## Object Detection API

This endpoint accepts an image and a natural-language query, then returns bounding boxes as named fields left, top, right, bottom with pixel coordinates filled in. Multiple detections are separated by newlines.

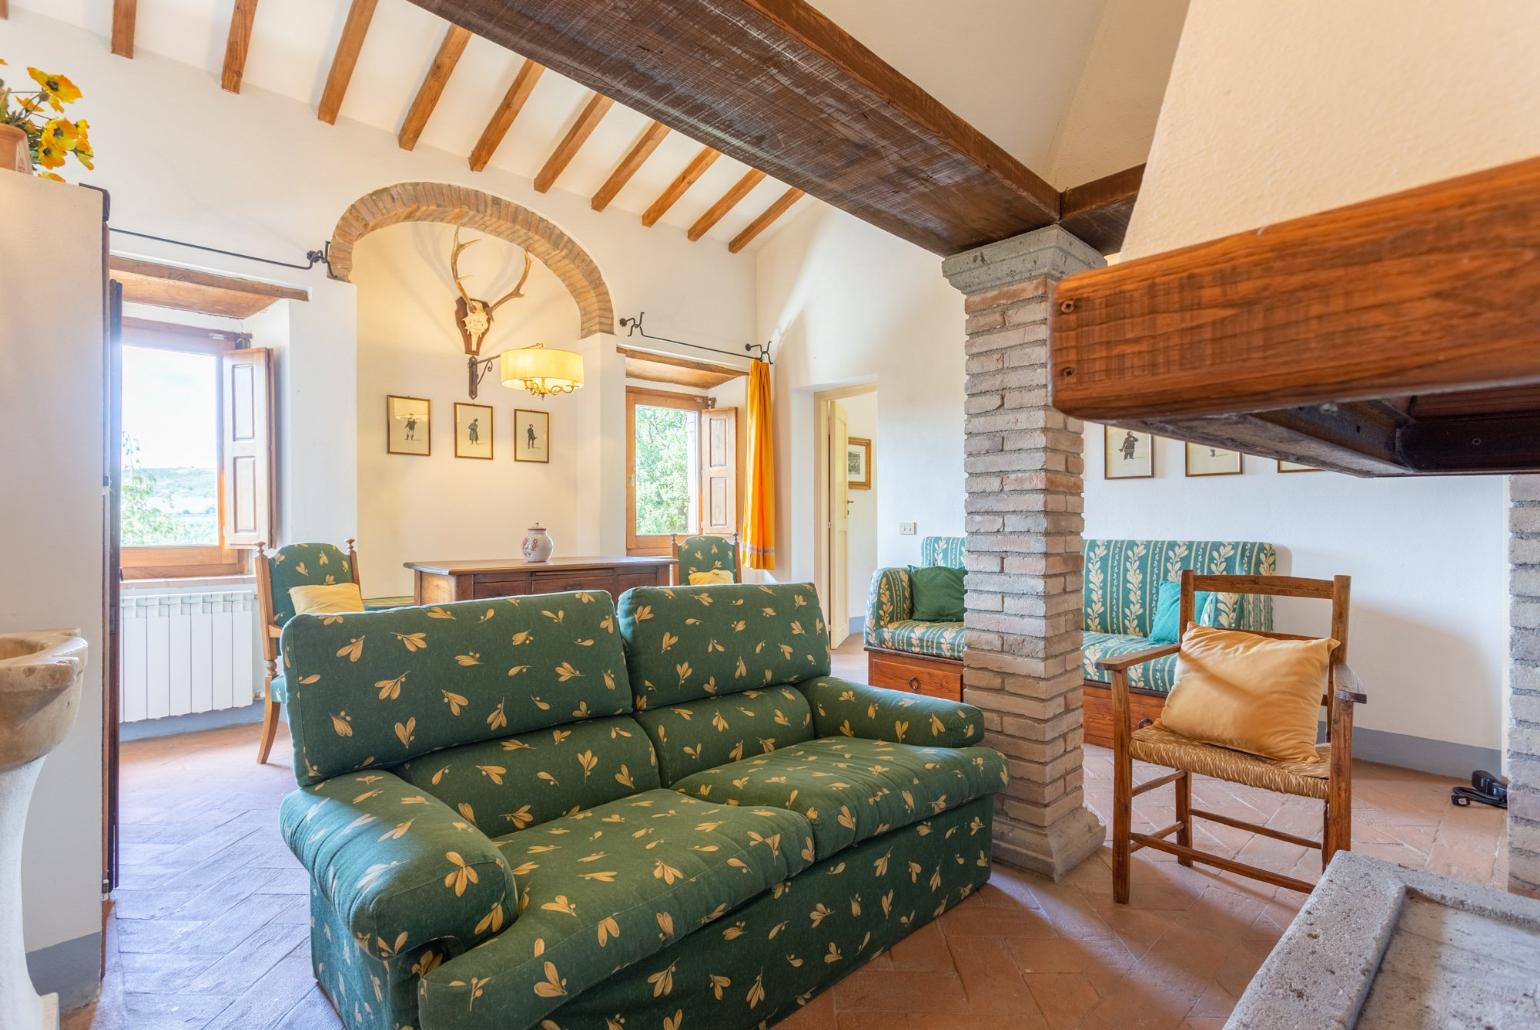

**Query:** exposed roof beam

left=592, top=120, right=670, bottom=212
left=728, top=187, right=803, bottom=253
left=533, top=91, right=614, bottom=193
left=1058, top=165, right=1144, bottom=255
left=0, top=1, right=9, bottom=18
left=404, top=0, right=1060, bottom=255
left=642, top=147, right=718, bottom=227
left=688, top=169, right=766, bottom=241
left=111, top=0, right=137, bottom=58
left=318, top=0, right=379, bottom=124
left=399, top=25, right=471, bottom=150
left=468, top=58, right=544, bottom=172
left=221, top=0, right=261, bottom=93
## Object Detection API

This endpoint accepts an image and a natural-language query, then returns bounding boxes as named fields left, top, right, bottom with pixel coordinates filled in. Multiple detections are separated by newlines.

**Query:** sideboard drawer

left=866, top=649, right=963, bottom=702
left=472, top=574, right=532, bottom=598
left=529, top=570, right=620, bottom=594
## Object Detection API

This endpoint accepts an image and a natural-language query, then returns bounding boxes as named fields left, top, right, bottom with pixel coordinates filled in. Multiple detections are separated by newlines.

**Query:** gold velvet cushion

left=289, top=582, right=365, bottom=615
left=687, top=569, right=735, bottom=585
left=1154, top=625, right=1336, bottom=763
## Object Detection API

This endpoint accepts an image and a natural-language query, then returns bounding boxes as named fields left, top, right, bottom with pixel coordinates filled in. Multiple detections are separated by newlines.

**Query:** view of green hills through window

left=120, top=344, right=221, bottom=547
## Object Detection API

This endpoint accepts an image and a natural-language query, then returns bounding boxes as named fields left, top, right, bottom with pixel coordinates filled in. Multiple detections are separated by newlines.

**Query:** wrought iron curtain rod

left=619, top=312, right=771, bottom=364
left=108, top=227, right=332, bottom=274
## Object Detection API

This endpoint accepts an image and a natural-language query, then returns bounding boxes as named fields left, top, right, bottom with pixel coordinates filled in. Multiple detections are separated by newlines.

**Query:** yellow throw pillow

left=289, top=583, right=365, bottom=615
left=687, top=569, right=735, bottom=585
left=1155, top=625, right=1337, bottom=763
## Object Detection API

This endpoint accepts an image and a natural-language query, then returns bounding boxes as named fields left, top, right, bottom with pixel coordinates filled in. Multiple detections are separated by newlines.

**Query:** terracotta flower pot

left=0, top=124, right=32, bottom=175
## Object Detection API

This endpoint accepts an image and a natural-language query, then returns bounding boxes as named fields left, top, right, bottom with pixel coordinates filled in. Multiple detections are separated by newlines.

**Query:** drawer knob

left=908, top=677, right=921, bottom=691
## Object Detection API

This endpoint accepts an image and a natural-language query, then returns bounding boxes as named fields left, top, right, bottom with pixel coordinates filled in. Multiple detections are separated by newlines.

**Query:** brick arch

left=328, top=182, right=615, bottom=337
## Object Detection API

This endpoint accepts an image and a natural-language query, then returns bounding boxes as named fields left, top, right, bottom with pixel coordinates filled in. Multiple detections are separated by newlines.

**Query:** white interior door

left=829, top=404, right=850, bottom=647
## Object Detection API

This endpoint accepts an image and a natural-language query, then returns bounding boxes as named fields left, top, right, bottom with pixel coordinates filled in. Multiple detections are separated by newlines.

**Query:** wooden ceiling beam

left=1058, top=164, right=1143, bottom=255
left=643, top=147, right=718, bottom=227
left=592, top=120, right=670, bottom=211
left=0, top=1, right=9, bottom=18
left=221, top=0, right=261, bottom=93
left=318, top=0, right=379, bottom=124
left=403, top=0, right=1061, bottom=255
left=111, top=0, right=138, bottom=58
left=399, top=24, right=471, bottom=149
left=468, top=58, right=544, bottom=172
left=534, top=91, right=614, bottom=193
left=729, top=187, right=804, bottom=253
left=689, top=169, right=767, bottom=241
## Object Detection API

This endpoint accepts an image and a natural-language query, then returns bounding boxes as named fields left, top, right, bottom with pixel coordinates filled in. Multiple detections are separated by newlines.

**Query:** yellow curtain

left=740, top=360, right=776, bottom=570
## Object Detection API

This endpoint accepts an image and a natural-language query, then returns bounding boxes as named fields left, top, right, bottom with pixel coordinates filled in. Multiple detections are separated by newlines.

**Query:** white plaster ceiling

left=21, top=0, right=1187, bottom=249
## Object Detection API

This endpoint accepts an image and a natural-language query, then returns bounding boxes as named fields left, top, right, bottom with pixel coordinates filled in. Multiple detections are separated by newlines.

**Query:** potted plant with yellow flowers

left=0, top=58, right=94, bottom=179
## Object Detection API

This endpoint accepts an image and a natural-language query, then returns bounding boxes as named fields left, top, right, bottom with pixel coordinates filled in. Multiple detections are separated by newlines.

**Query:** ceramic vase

left=522, top=525, right=553, bottom=563
left=0, top=125, right=34, bottom=175
left=0, top=630, right=88, bottom=1030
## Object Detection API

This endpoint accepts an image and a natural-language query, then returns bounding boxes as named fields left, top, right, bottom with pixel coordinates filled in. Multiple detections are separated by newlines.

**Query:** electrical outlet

left=898, top=522, right=917, bottom=536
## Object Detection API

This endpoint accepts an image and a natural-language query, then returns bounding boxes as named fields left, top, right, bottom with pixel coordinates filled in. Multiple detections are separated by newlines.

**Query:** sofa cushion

left=908, top=565, right=965, bottom=621
left=1083, top=539, right=1277, bottom=638
left=281, top=591, right=631, bottom=785
left=420, top=790, right=813, bottom=1028
left=395, top=714, right=660, bottom=835
left=618, top=583, right=831, bottom=709
left=634, top=685, right=815, bottom=786
left=1083, top=631, right=1180, bottom=695
left=867, top=619, right=965, bottom=660
left=670, top=736, right=1008, bottom=860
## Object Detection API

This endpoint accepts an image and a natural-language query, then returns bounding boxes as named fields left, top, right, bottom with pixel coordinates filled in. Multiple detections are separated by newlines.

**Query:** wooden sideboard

left=405, top=556, right=673, bottom=604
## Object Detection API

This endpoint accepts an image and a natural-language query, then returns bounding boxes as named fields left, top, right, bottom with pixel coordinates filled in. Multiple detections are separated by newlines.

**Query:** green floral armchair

left=278, top=582, right=1006, bottom=1029
left=672, top=532, right=740, bottom=583
left=863, top=534, right=966, bottom=660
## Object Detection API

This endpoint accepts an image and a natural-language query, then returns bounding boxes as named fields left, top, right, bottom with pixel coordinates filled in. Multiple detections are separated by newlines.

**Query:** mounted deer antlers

left=449, top=226, right=533, bottom=356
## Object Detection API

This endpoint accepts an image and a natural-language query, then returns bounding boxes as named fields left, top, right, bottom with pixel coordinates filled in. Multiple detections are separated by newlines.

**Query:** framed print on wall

left=386, top=395, right=431, bottom=456
left=1278, top=459, right=1321, bottom=473
left=847, top=436, right=872, bottom=490
left=1104, top=426, right=1154, bottom=479
left=454, top=402, right=494, bottom=460
left=1185, top=442, right=1242, bottom=477
left=514, top=409, right=550, bottom=463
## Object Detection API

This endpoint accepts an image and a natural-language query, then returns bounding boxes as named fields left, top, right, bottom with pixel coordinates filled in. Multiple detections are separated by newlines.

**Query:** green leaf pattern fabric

left=281, top=592, right=631, bottom=785
left=266, top=542, right=355, bottom=628
left=634, top=686, right=815, bottom=786
left=919, top=535, right=965, bottom=569
left=801, top=675, right=984, bottom=747
left=1082, top=539, right=1277, bottom=638
left=1082, top=631, right=1181, bottom=695
left=675, top=535, right=739, bottom=582
left=865, top=619, right=965, bottom=660
left=617, top=584, right=830, bottom=709
left=863, top=538, right=965, bottom=660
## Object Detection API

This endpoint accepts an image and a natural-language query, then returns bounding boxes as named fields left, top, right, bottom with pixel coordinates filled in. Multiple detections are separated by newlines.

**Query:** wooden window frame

left=119, top=318, right=250, bottom=580
left=626, top=386, right=709, bottom=556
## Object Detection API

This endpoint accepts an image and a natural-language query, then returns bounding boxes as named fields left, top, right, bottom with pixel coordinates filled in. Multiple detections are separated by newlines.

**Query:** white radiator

left=119, top=587, right=259, bottom=723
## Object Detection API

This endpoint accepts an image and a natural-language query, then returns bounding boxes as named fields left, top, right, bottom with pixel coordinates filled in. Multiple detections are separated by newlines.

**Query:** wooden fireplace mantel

left=1048, top=156, right=1540, bottom=476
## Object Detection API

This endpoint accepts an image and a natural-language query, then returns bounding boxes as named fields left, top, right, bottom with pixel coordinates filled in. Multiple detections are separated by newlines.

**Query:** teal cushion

left=1149, top=581, right=1216, bottom=643
left=908, top=565, right=965, bottom=622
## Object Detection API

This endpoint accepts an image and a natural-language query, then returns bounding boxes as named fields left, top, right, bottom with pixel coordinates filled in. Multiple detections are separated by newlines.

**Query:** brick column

left=942, top=225, right=1105, bottom=879
left=1510, top=475, right=1540, bottom=896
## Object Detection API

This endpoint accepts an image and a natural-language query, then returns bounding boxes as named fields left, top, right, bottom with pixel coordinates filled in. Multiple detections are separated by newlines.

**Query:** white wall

left=1107, top=0, right=1540, bottom=753
left=839, top=392, right=879, bottom=622
left=754, top=206, right=965, bottom=586
left=0, top=177, right=106, bottom=965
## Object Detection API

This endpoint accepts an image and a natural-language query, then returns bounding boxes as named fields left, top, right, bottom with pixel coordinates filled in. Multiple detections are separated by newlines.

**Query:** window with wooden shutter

left=699, top=407, right=737, bottom=536
left=221, top=347, right=274, bottom=549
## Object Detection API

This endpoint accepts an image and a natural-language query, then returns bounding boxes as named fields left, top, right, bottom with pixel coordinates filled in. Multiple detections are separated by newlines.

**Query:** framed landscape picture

left=386, top=395, right=430, bottom=456
left=454, top=402, right=494, bottom=460
left=1278, top=459, right=1321, bottom=473
left=514, top=409, right=550, bottom=463
left=847, top=436, right=872, bottom=490
left=1185, top=442, right=1242, bottom=477
left=1104, top=426, right=1154, bottom=479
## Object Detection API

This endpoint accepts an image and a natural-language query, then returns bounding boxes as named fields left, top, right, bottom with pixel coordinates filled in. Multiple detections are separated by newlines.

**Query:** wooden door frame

left=811, top=384, right=876, bottom=644
left=626, top=386, right=708, bottom=556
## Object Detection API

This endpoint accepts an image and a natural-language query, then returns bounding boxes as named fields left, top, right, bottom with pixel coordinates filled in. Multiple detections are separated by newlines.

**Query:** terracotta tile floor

left=67, top=638, right=1506, bottom=1028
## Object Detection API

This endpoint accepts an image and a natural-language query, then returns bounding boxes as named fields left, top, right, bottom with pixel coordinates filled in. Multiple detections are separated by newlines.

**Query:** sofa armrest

left=866, top=567, right=913, bottom=640
left=280, top=769, right=516, bottom=962
left=800, top=675, right=984, bottom=747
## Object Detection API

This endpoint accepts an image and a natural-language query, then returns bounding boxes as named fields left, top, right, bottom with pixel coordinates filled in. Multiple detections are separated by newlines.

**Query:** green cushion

left=633, top=686, right=814, bottom=786
left=867, top=619, right=965, bottom=660
left=671, top=736, right=1007, bottom=860
left=676, top=535, right=739, bottom=582
left=419, top=790, right=813, bottom=1028
left=907, top=565, right=965, bottom=622
left=1083, top=539, right=1277, bottom=637
left=267, top=674, right=286, bottom=704
left=1149, top=582, right=1217, bottom=643
left=617, top=583, right=831, bottom=709
left=265, top=542, right=354, bottom=628
left=396, top=714, right=661, bottom=835
left=280, top=591, right=631, bottom=785
left=1082, top=631, right=1181, bottom=694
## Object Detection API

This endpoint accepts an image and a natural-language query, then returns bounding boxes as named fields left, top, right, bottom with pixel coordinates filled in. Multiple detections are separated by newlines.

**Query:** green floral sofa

left=278, top=582, right=1006, bottom=1029
left=1081, top=538, right=1277, bottom=694
left=863, top=535, right=966, bottom=661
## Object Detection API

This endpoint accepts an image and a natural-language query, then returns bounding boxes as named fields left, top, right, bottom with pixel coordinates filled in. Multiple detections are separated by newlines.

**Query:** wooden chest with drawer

left=864, top=646, right=964, bottom=702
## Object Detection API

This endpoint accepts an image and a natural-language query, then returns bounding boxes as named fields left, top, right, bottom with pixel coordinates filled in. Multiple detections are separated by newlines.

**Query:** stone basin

left=0, top=629, right=87, bottom=772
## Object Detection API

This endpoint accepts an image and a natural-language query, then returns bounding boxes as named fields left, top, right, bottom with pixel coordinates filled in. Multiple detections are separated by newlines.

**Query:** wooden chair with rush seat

left=672, top=532, right=741, bottom=584
left=1100, top=569, right=1367, bottom=902
left=252, top=539, right=362, bottom=764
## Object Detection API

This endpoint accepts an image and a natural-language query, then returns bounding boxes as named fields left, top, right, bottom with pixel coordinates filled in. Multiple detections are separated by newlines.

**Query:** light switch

left=898, top=522, right=917, bottom=536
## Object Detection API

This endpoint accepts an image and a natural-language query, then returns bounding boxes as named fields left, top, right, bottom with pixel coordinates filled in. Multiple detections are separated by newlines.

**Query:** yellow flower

left=28, top=68, right=82, bottom=110
left=42, top=118, right=77, bottom=148
left=71, top=119, right=94, bottom=170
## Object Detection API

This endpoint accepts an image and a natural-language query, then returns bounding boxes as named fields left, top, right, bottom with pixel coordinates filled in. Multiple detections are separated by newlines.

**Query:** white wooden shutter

left=700, top=407, right=737, bottom=535
left=220, top=347, right=275, bottom=548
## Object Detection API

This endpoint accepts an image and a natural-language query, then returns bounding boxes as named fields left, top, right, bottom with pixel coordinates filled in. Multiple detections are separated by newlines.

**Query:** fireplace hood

left=1047, top=157, right=1540, bottom=476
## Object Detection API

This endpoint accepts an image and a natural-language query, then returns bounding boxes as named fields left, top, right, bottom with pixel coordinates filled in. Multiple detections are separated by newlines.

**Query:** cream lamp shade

left=499, top=343, right=583, bottom=397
